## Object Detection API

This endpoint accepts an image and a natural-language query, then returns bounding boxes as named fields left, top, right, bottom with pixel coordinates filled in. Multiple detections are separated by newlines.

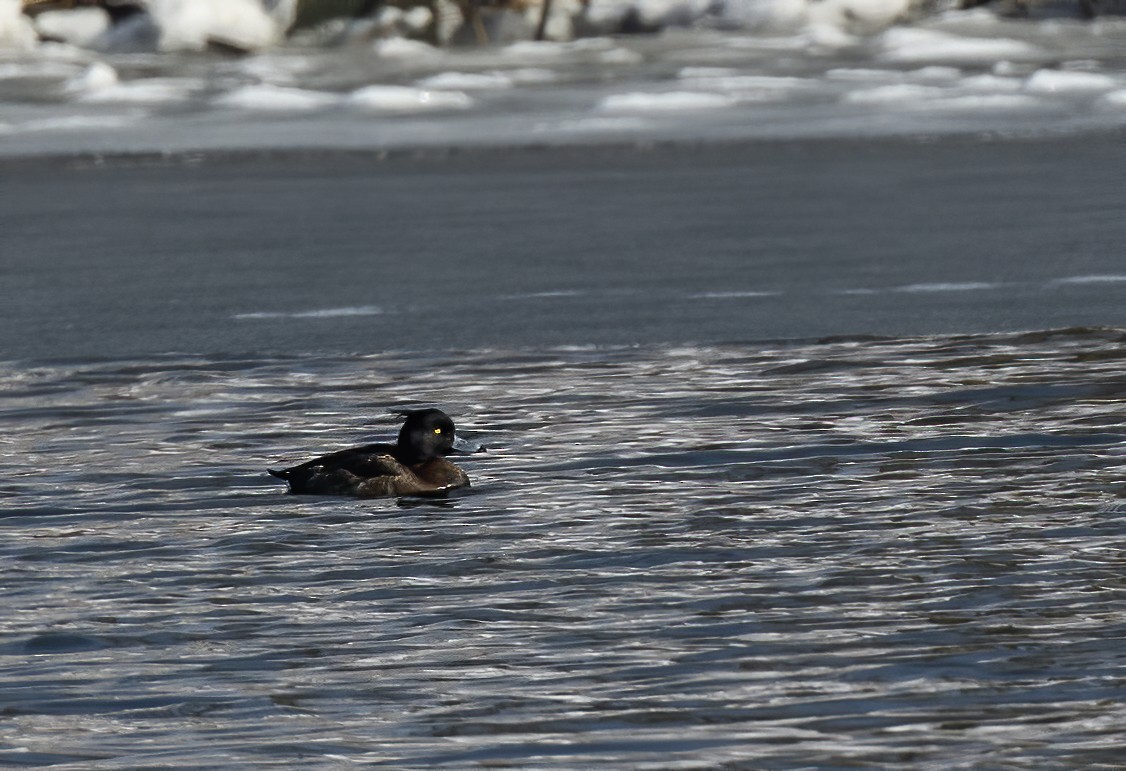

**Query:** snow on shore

left=1, top=0, right=1124, bottom=156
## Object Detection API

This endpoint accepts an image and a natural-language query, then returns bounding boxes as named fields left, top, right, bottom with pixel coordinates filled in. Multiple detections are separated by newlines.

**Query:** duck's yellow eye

left=434, top=428, right=442, bottom=434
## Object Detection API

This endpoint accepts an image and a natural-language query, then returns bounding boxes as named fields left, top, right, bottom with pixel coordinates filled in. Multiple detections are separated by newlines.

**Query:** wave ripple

left=0, top=327, right=1123, bottom=766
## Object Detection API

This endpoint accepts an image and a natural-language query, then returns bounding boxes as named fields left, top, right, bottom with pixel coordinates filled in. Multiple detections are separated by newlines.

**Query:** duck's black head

left=396, top=408, right=460, bottom=464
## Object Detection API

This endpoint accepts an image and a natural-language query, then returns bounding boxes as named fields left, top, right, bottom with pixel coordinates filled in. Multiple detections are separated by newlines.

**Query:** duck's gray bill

left=450, top=436, right=487, bottom=454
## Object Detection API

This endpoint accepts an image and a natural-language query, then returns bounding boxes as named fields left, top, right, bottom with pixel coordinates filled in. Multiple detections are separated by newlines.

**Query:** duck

left=268, top=408, right=481, bottom=498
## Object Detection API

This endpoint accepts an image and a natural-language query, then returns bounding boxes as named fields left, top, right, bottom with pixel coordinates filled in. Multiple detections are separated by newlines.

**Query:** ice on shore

left=843, top=80, right=1041, bottom=111
left=598, top=91, right=738, bottom=111
left=64, top=60, right=118, bottom=93
left=216, top=83, right=339, bottom=111
left=2, top=0, right=1125, bottom=156
left=1024, top=69, right=1117, bottom=93
left=878, top=28, right=1040, bottom=64
left=63, top=60, right=199, bottom=104
left=347, top=84, right=473, bottom=111
left=85, top=78, right=197, bottom=103
left=417, top=71, right=515, bottom=90
left=844, top=83, right=946, bottom=104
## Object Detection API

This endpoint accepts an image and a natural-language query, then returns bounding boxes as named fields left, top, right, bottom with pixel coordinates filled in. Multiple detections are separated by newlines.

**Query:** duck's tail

left=268, top=468, right=289, bottom=480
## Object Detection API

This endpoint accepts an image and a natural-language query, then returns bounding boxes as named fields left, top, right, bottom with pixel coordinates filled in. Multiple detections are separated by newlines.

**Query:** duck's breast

left=413, top=458, right=471, bottom=491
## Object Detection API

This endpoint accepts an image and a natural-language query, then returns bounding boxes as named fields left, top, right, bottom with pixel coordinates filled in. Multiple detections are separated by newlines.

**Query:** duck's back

left=269, top=443, right=403, bottom=496
left=269, top=443, right=471, bottom=497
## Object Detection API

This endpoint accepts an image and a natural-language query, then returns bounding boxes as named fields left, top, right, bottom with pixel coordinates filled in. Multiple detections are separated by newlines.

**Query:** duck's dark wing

left=269, top=443, right=404, bottom=495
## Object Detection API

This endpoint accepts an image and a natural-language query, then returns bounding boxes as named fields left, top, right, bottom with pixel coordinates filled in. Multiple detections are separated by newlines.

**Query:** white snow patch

left=0, top=0, right=37, bottom=50
left=716, top=0, right=907, bottom=35
left=845, top=77, right=1038, bottom=110
left=64, top=61, right=118, bottom=94
left=878, top=28, right=1039, bottom=64
left=844, top=83, right=944, bottom=104
left=1100, top=89, right=1126, bottom=107
left=402, top=6, right=433, bottom=34
left=1024, top=69, right=1117, bottom=93
left=598, top=90, right=738, bottom=111
left=959, top=74, right=1023, bottom=93
left=215, top=84, right=339, bottom=111
left=417, top=71, right=514, bottom=90
left=347, top=85, right=473, bottom=111
left=928, top=93, right=1040, bottom=111
left=148, top=0, right=283, bottom=53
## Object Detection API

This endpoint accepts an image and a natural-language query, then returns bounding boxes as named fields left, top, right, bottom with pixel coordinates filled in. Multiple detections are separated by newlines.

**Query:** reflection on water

left=1, top=327, right=1124, bottom=766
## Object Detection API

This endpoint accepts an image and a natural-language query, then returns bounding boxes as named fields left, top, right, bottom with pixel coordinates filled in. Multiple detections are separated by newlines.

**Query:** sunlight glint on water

left=0, top=327, right=1124, bottom=766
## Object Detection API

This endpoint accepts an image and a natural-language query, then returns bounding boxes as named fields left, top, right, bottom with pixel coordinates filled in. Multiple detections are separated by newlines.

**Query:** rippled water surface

left=2, top=327, right=1124, bottom=766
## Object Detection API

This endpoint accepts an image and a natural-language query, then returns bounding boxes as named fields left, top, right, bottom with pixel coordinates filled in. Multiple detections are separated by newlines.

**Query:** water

left=4, top=138, right=1125, bottom=361
left=4, top=5, right=1126, bottom=763
left=2, top=327, right=1124, bottom=766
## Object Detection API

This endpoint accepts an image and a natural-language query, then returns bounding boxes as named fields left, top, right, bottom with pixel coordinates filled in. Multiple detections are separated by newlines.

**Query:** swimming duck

left=269, top=408, right=480, bottom=498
